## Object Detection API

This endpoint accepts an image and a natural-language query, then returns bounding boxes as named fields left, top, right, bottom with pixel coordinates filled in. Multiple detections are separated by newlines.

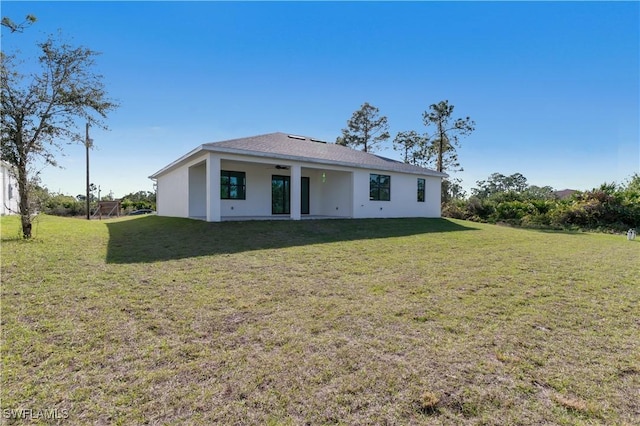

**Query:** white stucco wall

left=314, top=169, right=352, bottom=217
left=218, top=161, right=354, bottom=218
left=154, top=151, right=442, bottom=220
left=189, top=162, right=207, bottom=218
left=424, top=176, right=442, bottom=217
left=220, top=161, right=272, bottom=217
left=156, top=154, right=208, bottom=218
left=352, top=170, right=441, bottom=219
left=1, top=162, right=19, bottom=216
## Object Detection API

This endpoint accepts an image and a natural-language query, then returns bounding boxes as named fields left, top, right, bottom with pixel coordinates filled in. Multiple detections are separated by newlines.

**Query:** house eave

left=148, top=145, right=206, bottom=180
left=204, top=145, right=447, bottom=177
left=149, top=144, right=448, bottom=180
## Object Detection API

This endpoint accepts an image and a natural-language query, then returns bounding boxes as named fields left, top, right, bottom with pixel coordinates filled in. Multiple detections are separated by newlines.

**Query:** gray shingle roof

left=201, top=132, right=446, bottom=177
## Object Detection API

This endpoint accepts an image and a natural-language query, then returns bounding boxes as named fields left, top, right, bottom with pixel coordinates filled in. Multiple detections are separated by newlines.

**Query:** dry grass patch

left=417, top=391, right=440, bottom=414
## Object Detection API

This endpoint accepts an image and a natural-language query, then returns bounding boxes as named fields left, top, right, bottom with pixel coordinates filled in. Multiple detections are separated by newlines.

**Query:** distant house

left=555, top=189, right=578, bottom=200
left=149, top=132, right=447, bottom=222
left=0, top=160, right=19, bottom=216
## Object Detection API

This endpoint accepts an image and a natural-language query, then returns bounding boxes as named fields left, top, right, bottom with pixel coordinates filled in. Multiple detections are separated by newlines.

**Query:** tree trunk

left=20, top=213, right=32, bottom=239
left=16, top=162, right=32, bottom=239
left=437, top=123, right=444, bottom=173
left=437, top=137, right=444, bottom=173
left=363, top=127, right=369, bottom=153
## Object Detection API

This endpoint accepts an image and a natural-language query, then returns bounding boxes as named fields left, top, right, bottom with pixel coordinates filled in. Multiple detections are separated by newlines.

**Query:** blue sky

left=2, top=1, right=638, bottom=198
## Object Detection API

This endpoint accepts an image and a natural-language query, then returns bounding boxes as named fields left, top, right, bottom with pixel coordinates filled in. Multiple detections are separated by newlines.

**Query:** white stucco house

left=1, top=160, right=19, bottom=216
left=149, top=132, right=446, bottom=222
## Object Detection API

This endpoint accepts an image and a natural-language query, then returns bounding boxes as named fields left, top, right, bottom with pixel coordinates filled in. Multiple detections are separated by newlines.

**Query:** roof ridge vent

left=310, top=138, right=327, bottom=144
left=287, top=134, right=306, bottom=141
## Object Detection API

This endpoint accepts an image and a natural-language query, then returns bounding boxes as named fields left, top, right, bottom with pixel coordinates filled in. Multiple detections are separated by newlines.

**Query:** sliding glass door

left=272, top=175, right=310, bottom=215
left=272, top=175, right=290, bottom=214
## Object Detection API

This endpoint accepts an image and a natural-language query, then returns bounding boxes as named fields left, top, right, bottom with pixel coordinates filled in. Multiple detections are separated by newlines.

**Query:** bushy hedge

left=548, top=190, right=639, bottom=232
left=43, top=195, right=86, bottom=217
left=120, top=198, right=155, bottom=212
left=37, top=190, right=156, bottom=217
left=443, top=185, right=639, bottom=233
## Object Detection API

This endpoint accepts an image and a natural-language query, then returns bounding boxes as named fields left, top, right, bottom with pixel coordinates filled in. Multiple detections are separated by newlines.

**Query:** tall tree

left=472, top=172, right=531, bottom=198
left=1, top=27, right=117, bottom=238
left=392, top=130, right=428, bottom=165
left=443, top=178, right=467, bottom=201
left=336, top=102, right=390, bottom=153
left=422, top=100, right=475, bottom=173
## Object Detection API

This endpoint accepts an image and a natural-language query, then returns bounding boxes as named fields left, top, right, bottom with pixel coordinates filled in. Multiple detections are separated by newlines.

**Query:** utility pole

left=85, top=123, right=92, bottom=220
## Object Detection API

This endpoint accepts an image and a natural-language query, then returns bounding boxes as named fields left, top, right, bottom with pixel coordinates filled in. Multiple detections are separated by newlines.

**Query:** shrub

left=466, top=197, right=495, bottom=221
left=462, top=174, right=639, bottom=232
left=530, top=199, right=555, bottom=215
left=44, top=195, right=85, bottom=217
left=493, top=200, right=535, bottom=223
left=549, top=190, right=637, bottom=232
left=442, top=200, right=467, bottom=220
left=521, top=212, right=552, bottom=228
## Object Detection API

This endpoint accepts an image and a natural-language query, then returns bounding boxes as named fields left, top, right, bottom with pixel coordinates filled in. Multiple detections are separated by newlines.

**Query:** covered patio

left=187, top=153, right=354, bottom=222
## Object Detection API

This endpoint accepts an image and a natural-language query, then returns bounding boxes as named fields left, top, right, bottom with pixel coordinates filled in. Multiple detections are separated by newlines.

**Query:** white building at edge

left=1, top=160, right=19, bottom=216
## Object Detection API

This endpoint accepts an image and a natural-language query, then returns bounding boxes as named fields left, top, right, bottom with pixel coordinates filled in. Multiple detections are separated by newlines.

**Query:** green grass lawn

left=1, top=214, right=638, bottom=425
